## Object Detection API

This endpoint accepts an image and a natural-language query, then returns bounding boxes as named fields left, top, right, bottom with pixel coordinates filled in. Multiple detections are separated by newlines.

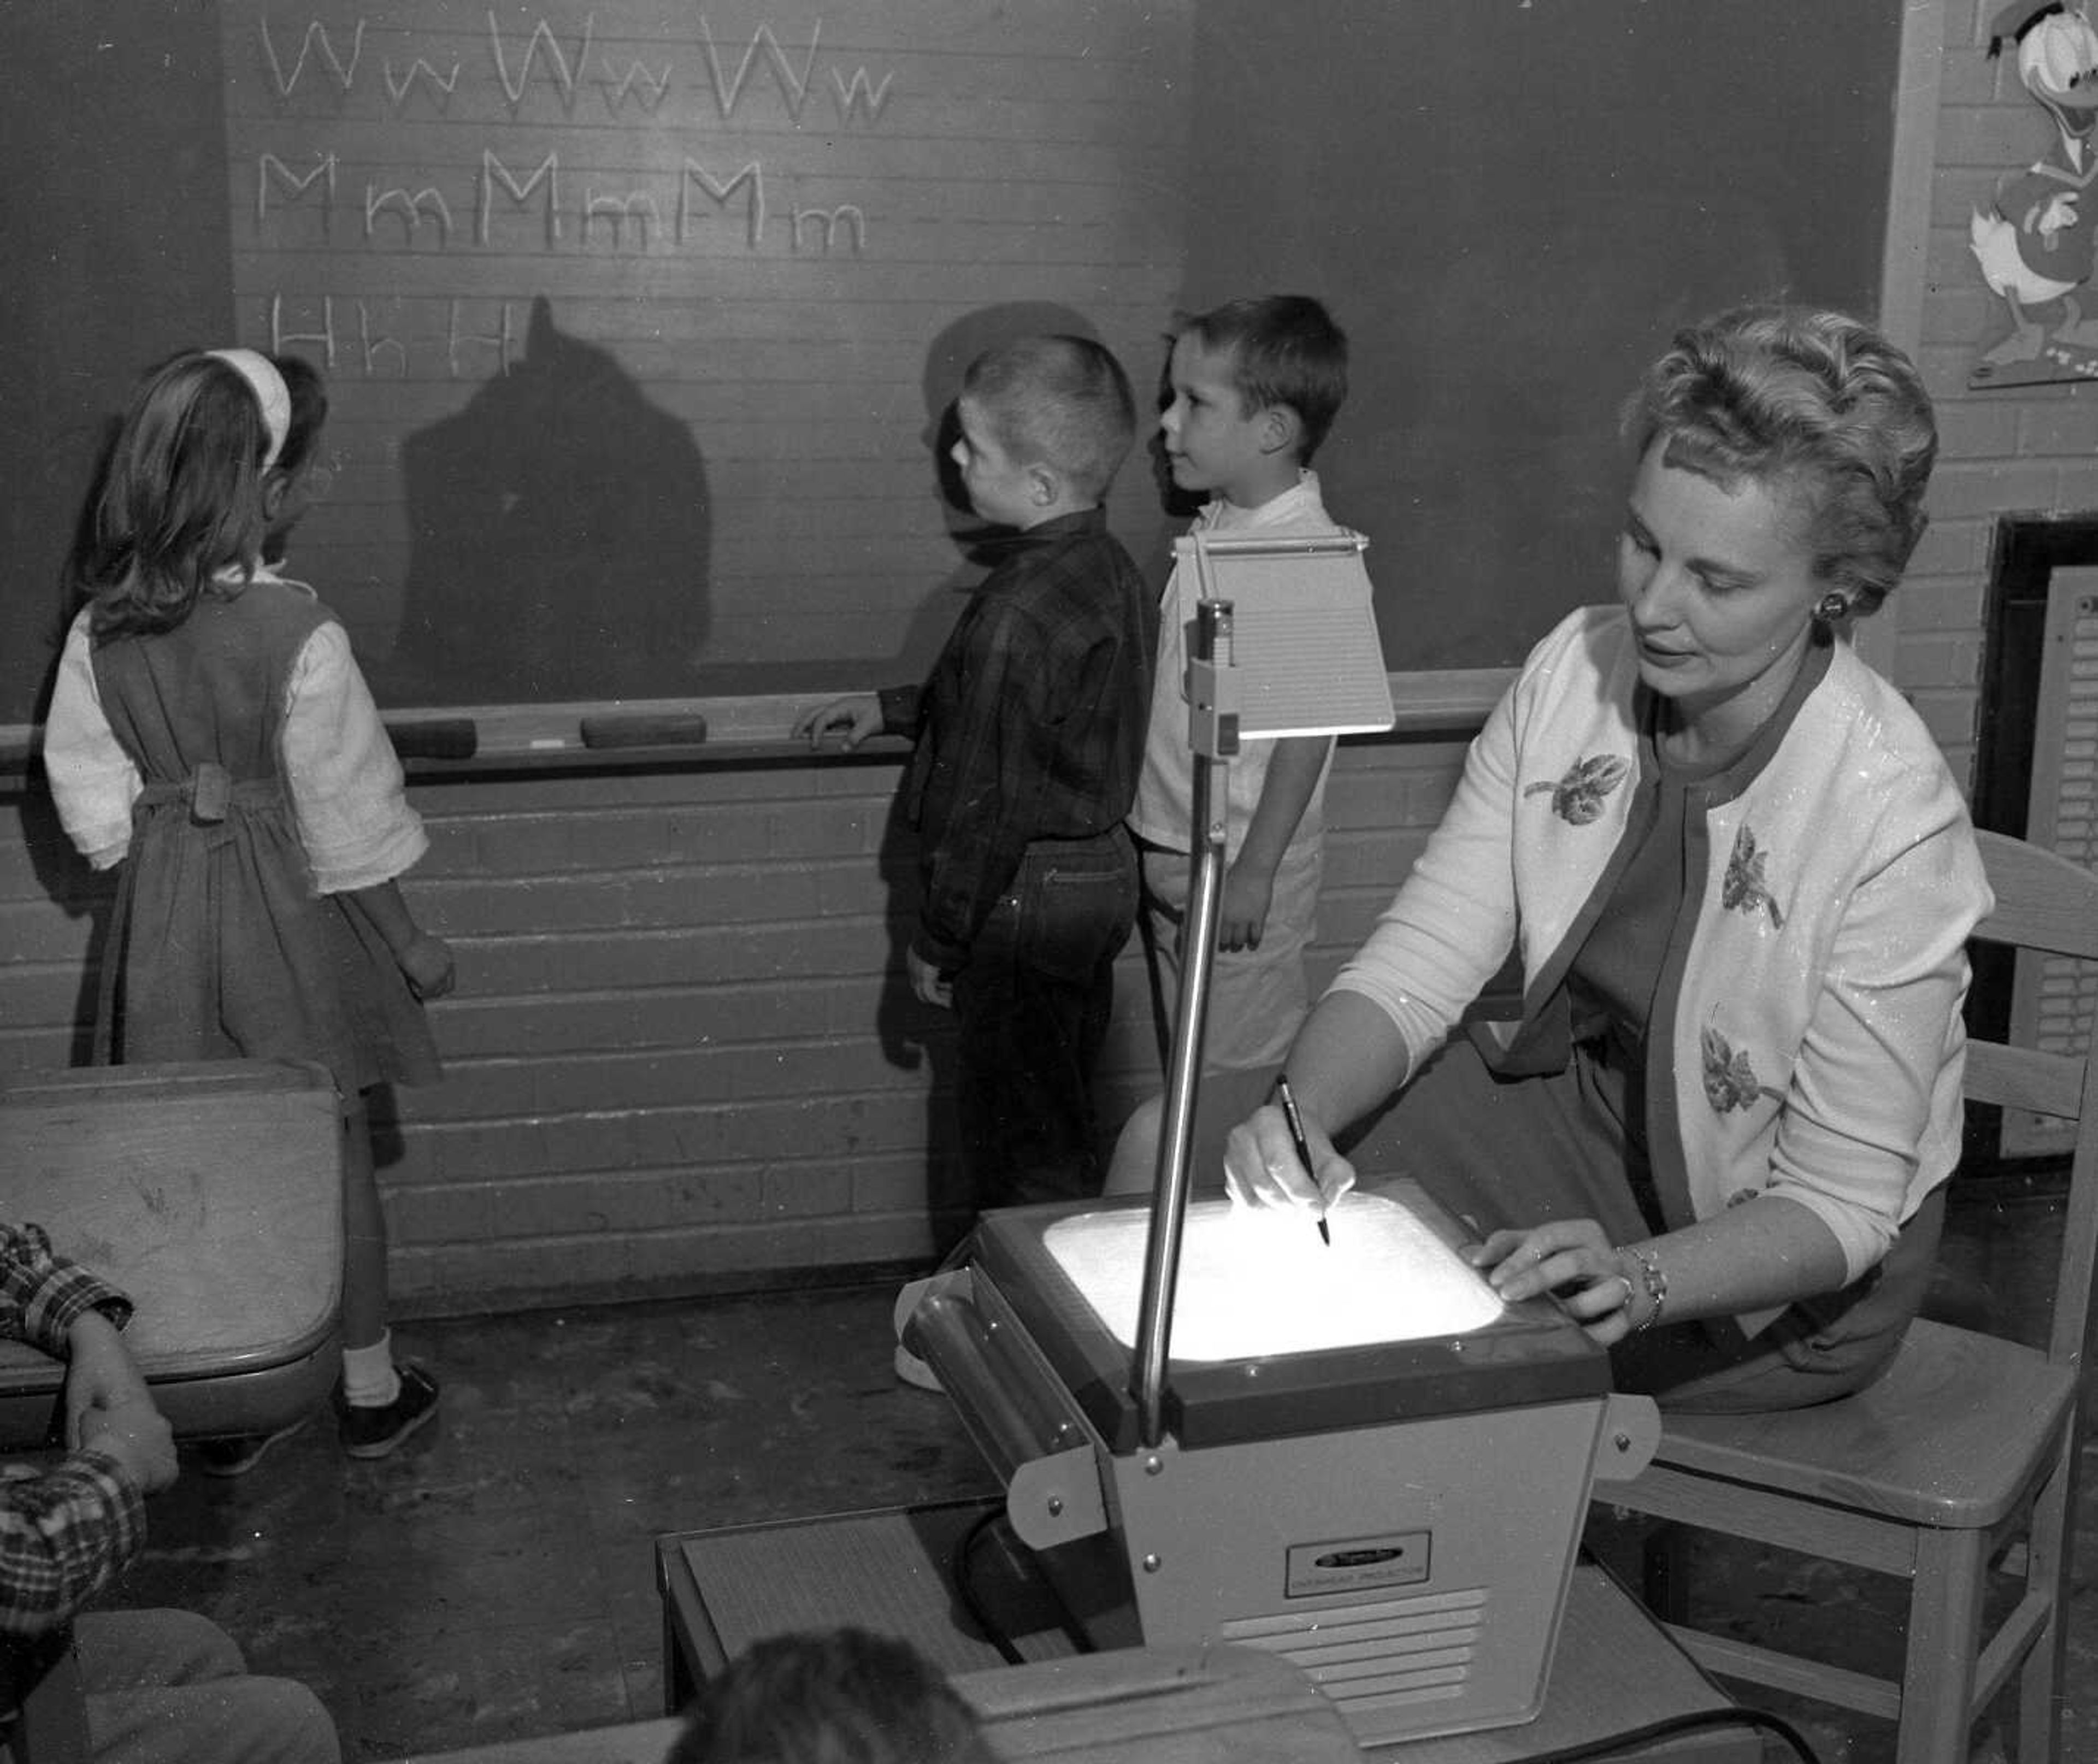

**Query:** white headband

left=206, top=347, right=291, bottom=469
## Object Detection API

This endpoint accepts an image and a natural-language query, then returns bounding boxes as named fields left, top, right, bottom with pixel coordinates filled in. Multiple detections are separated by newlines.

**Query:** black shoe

left=197, top=1415, right=311, bottom=1478
left=338, top=1363, right=440, bottom=1460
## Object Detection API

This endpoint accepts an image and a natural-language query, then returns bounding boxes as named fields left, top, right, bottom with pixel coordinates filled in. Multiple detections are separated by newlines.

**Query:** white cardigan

left=1333, top=607, right=1991, bottom=1325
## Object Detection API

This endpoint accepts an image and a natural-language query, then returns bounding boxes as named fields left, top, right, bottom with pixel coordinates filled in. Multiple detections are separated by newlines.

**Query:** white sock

left=342, top=1332, right=403, bottom=1409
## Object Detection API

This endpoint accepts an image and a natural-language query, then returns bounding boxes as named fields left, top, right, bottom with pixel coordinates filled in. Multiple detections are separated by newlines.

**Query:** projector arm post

left=1133, top=596, right=1236, bottom=1449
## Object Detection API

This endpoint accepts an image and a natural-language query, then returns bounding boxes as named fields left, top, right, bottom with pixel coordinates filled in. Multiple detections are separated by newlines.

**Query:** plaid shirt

left=879, top=508, right=1151, bottom=972
left=1, top=1223, right=143, bottom=1637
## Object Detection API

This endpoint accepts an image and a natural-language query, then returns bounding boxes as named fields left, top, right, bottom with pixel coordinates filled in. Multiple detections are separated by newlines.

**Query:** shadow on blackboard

left=376, top=296, right=711, bottom=707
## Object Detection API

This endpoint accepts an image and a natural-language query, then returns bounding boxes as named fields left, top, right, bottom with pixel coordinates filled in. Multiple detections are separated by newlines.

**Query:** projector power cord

left=1527, top=1704, right=1822, bottom=1763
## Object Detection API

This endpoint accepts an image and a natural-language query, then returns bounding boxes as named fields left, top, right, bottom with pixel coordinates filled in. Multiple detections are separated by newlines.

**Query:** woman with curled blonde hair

left=1217, top=305, right=1989, bottom=1412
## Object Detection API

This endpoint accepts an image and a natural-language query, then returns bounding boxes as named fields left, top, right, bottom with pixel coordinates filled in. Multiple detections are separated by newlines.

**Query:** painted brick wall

left=1910, top=1, right=2098, bottom=787
left=0, top=733, right=1469, bottom=1317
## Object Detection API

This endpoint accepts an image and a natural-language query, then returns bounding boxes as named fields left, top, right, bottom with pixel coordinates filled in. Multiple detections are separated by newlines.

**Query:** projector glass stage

left=958, top=1179, right=1608, bottom=1454
left=1042, top=1192, right=1505, bottom=1361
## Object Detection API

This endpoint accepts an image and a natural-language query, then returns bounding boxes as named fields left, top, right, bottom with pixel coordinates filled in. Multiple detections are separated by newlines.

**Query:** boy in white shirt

left=1128, top=295, right=1351, bottom=1072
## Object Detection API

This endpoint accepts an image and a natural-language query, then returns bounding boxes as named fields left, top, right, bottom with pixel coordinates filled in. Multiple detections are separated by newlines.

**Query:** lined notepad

left=1178, top=533, right=1395, bottom=739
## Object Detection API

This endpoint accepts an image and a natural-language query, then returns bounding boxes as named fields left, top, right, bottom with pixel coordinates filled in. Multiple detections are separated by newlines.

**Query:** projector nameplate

left=1286, top=1530, right=1432, bottom=1597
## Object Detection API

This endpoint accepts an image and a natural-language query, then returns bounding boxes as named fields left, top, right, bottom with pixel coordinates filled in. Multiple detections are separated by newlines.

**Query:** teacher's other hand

left=1468, top=1219, right=1641, bottom=1344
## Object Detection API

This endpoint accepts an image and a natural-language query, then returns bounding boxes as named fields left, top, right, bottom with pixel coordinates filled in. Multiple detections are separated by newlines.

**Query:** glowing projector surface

left=1041, top=1191, right=1505, bottom=1362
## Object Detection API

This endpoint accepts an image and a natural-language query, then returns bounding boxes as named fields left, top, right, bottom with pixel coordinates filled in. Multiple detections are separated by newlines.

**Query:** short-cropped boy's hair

left=960, top=334, right=1137, bottom=504
left=1176, top=296, right=1349, bottom=462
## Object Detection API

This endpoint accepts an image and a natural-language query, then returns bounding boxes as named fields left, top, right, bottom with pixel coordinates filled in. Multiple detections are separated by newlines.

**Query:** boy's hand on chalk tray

left=793, top=693, right=884, bottom=750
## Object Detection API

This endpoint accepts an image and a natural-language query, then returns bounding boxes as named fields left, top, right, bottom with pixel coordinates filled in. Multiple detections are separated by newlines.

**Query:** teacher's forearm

left=1630, top=1194, right=1849, bottom=1325
left=1279, top=990, right=1413, bottom=1142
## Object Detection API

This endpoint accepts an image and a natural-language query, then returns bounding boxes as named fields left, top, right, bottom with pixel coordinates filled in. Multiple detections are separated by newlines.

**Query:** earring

left=1816, top=592, right=1851, bottom=623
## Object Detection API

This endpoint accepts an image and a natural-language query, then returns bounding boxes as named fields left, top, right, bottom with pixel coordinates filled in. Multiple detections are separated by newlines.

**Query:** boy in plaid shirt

left=797, top=335, right=1150, bottom=1223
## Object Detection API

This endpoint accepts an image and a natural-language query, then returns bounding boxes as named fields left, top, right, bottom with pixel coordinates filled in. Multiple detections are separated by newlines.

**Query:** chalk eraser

left=388, top=718, right=479, bottom=760
left=580, top=713, right=710, bottom=750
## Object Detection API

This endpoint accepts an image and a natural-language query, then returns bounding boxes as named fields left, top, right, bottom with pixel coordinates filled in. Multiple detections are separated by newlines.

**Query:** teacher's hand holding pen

left=1223, top=1079, right=1356, bottom=1228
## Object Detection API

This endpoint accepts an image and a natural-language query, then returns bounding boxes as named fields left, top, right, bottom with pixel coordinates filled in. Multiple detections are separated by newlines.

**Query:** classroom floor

left=108, top=1182, right=2093, bottom=1764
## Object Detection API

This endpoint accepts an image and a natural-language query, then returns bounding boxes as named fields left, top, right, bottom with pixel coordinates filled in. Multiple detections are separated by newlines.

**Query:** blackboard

left=2, top=5, right=236, bottom=731
left=1175, top=0, right=1905, bottom=672
left=3, top=0, right=1905, bottom=727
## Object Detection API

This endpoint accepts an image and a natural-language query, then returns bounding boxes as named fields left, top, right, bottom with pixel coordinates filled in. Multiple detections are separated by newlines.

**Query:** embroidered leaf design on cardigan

left=1721, top=825, right=1785, bottom=927
left=1522, top=753, right=1631, bottom=824
left=1700, top=1025, right=1786, bottom=1114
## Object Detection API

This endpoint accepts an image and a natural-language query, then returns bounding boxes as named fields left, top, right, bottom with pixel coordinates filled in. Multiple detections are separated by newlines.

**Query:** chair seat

left=1641, top=1318, right=2075, bottom=1532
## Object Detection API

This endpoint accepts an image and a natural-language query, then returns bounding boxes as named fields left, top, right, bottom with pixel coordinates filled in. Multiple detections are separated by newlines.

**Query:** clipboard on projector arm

left=1177, top=530, right=1395, bottom=740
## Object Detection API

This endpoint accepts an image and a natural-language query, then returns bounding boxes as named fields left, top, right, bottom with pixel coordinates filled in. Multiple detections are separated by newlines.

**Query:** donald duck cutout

left=1971, top=0, right=2098, bottom=385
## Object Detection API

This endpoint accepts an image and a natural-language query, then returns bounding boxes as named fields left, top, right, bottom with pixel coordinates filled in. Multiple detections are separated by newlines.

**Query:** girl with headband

left=44, top=347, right=453, bottom=1471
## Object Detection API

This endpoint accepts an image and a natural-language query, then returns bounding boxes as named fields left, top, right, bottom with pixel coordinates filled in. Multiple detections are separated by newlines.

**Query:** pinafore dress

left=89, top=579, right=440, bottom=1099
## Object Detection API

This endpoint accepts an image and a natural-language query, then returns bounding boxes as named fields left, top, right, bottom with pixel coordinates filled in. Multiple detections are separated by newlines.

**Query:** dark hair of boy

left=959, top=333, right=1138, bottom=505
left=666, top=1627, right=995, bottom=1764
left=1174, top=294, right=1349, bottom=462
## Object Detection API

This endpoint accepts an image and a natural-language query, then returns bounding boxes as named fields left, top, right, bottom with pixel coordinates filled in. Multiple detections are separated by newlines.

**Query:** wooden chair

left=1596, top=829, right=2098, bottom=1762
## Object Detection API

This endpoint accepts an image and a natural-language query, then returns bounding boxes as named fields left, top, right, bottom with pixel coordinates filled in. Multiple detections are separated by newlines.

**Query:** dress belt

left=137, top=763, right=283, bottom=829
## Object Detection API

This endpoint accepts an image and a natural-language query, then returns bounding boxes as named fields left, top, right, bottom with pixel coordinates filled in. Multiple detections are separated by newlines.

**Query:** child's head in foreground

left=1160, top=294, right=1348, bottom=510
left=666, top=1627, right=995, bottom=1764
left=950, top=333, right=1137, bottom=530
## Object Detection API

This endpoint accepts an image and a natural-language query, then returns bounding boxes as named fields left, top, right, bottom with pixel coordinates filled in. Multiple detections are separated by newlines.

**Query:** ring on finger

left=1616, top=1275, right=1635, bottom=1309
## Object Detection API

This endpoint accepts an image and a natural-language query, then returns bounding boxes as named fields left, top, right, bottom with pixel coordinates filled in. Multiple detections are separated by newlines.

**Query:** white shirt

left=1128, top=470, right=1346, bottom=861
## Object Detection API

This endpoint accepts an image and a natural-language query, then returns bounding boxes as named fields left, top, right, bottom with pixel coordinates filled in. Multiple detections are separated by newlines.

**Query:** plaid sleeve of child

left=0, top=1223, right=133, bottom=1357
left=0, top=1456, right=146, bottom=1636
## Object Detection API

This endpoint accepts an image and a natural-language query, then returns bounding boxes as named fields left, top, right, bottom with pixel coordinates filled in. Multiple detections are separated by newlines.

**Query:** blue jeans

left=951, top=829, right=1137, bottom=1210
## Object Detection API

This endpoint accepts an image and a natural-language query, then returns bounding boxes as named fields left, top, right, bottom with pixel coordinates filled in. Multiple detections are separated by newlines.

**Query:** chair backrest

left=1962, top=829, right=2098, bottom=1374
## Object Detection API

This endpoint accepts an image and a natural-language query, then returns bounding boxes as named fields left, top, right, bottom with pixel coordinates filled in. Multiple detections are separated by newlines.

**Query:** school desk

left=0, top=1059, right=344, bottom=1449
left=0, top=1059, right=345, bottom=1762
left=654, top=1497, right=1760, bottom=1763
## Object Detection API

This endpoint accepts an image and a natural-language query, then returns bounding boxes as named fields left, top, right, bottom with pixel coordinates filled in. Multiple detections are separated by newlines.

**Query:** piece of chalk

left=529, top=737, right=570, bottom=750
left=579, top=713, right=710, bottom=750
left=387, top=718, right=479, bottom=761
